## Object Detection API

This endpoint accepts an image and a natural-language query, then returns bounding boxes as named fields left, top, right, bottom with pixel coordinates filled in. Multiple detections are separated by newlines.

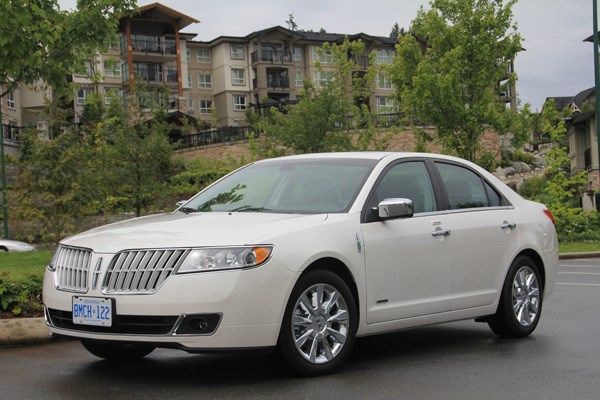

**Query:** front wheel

left=81, top=340, right=155, bottom=362
left=278, top=270, right=357, bottom=376
left=488, top=256, right=543, bottom=338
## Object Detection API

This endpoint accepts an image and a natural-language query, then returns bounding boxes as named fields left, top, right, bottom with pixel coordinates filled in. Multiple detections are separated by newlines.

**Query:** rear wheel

left=488, top=256, right=543, bottom=338
left=278, top=270, right=357, bottom=376
left=81, top=340, right=155, bottom=362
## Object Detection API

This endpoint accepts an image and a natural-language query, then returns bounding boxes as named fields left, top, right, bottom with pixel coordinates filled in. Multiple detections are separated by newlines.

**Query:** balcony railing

left=251, top=50, right=292, bottom=64
left=128, top=39, right=177, bottom=56
left=266, top=75, right=290, bottom=89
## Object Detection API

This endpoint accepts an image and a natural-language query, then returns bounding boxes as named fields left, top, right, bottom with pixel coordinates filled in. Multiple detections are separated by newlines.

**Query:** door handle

left=431, top=229, right=451, bottom=237
left=501, top=222, right=516, bottom=230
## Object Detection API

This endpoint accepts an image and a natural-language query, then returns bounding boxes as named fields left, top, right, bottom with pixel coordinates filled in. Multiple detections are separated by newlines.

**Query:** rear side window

left=435, top=162, right=498, bottom=209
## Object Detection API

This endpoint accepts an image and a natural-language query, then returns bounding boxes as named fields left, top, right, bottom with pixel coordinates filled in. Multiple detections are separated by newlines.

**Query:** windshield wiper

left=230, top=206, right=270, bottom=212
left=178, top=206, right=199, bottom=214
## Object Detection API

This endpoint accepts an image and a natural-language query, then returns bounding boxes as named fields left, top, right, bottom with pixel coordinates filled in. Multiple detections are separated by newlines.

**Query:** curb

left=1, top=253, right=598, bottom=346
left=0, top=317, right=49, bottom=346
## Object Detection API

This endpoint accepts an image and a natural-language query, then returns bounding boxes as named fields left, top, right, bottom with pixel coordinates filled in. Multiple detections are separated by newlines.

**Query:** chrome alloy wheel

left=512, top=266, right=540, bottom=327
left=291, top=283, right=350, bottom=364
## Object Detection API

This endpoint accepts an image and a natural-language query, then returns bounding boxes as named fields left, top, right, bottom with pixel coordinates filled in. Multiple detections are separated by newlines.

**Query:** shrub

left=0, top=273, right=43, bottom=316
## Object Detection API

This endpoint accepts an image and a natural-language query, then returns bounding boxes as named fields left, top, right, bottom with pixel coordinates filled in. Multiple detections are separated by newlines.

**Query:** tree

left=0, top=0, right=136, bottom=99
left=249, top=38, right=388, bottom=157
left=285, top=14, right=298, bottom=31
left=390, top=22, right=401, bottom=39
left=390, top=0, right=522, bottom=161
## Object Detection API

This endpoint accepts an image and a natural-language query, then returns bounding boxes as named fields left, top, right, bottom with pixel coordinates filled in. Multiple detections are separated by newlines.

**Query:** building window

left=198, top=74, right=212, bottom=89
left=187, top=99, right=193, bottom=112
left=187, top=73, right=192, bottom=88
left=377, top=73, right=393, bottom=90
left=312, top=71, right=333, bottom=87
left=75, top=60, right=92, bottom=77
left=233, top=95, right=247, bottom=111
left=6, top=91, right=16, bottom=109
left=230, top=43, right=245, bottom=60
left=186, top=48, right=190, bottom=63
left=76, top=87, right=93, bottom=105
left=312, top=46, right=332, bottom=64
left=376, top=49, right=395, bottom=65
left=295, top=71, right=303, bottom=87
left=293, top=47, right=303, bottom=62
left=199, top=99, right=213, bottom=114
left=103, top=60, right=120, bottom=77
left=231, top=68, right=245, bottom=86
left=376, top=96, right=396, bottom=113
left=103, top=88, right=122, bottom=105
left=197, top=48, right=211, bottom=63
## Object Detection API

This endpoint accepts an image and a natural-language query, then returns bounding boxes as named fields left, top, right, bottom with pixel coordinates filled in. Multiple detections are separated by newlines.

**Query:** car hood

left=61, top=212, right=328, bottom=253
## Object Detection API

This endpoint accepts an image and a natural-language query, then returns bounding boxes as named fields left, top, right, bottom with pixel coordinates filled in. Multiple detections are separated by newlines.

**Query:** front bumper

left=43, top=256, right=297, bottom=350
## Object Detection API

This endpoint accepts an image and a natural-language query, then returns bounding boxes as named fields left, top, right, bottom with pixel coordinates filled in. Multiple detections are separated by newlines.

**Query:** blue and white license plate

left=72, top=297, right=113, bottom=327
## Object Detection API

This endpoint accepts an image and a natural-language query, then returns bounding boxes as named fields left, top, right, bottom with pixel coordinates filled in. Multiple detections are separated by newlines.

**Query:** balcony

left=251, top=48, right=292, bottom=65
left=122, top=35, right=178, bottom=58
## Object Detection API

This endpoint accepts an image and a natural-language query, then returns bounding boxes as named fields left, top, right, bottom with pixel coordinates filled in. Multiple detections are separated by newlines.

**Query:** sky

left=59, top=0, right=597, bottom=111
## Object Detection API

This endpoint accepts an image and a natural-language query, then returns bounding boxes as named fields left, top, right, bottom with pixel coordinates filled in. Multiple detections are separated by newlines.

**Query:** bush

left=0, top=273, right=43, bottom=316
left=476, top=151, right=497, bottom=172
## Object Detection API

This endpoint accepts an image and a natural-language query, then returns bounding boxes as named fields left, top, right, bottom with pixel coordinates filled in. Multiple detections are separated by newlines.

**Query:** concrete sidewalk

left=1, top=252, right=598, bottom=346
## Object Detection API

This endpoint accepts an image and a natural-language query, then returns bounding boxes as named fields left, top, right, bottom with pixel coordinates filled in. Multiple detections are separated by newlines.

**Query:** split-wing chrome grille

left=102, top=249, right=188, bottom=294
left=51, top=245, right=93, bottom=293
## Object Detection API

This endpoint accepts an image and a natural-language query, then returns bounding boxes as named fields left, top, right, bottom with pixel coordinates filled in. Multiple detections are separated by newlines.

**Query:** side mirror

left=375, top=198, right=414, bottom=220
left=176, top=200, right=188, bottom=207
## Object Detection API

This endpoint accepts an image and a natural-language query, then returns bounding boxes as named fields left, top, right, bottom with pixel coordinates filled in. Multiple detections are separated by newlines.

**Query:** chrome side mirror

left=376, top=198, right=414, bottom=220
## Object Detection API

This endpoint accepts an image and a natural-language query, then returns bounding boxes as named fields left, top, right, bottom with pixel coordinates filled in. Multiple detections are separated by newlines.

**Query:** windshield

left=180, top=158, right=377, bottom=214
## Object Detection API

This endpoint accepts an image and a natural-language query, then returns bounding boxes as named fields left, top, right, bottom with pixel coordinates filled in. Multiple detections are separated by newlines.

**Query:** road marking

left=556, top=283, right=600, bottom=287
left=558, top=272, right=600, bottom=275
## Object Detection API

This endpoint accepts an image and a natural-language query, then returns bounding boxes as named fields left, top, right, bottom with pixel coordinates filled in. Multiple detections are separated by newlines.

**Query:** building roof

left=571, top=87, right=595, bottom=109
left=130, top=2, right=200, bottom=30
left=545, top=96, right=573, bottom=111
left=190, top=25, right=398, bottom=47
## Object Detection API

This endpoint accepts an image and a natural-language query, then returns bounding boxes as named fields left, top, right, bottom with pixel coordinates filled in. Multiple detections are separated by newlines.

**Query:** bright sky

left=59, top=0, right=596, bottom=111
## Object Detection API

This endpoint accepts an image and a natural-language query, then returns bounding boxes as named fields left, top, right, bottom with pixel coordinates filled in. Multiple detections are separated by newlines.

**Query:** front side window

left=233, top=95, right=246, bottom=111
left=231, top=68, right=245, bottom=85
left=435, top=162, right=499, bottom=209
left=293, top=47, right=303, bottom=62
left=376, top=97, right=396, bottom=113
left=312, top=71, right=333, bottom=87
left=295, top=71, right=303, bottom=87
left=377, top=73, right=393, bottom=90
left=312, top=46, right=333, bottom=64
left=230, top=43, right=245, bottom=59
left=370, top=161, right=437, bottom=214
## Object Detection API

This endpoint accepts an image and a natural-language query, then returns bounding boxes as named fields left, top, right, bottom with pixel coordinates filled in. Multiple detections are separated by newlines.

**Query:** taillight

left=543, top=209, right=555, bottom=225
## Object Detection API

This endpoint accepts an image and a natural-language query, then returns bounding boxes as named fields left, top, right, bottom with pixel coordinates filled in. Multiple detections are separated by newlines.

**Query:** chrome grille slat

left=52, top=245, right=92, bottom=293
left=103, top=249, right=187, bottom=294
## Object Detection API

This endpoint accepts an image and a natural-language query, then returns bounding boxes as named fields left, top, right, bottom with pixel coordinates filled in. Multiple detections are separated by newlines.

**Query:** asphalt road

left=1, top=259, right=599, bottom=400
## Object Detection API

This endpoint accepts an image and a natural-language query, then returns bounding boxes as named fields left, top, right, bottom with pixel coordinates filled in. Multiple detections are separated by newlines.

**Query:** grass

left=559, top=242, right=600, bottom=253
left=0, top=251, right=52, bottom=281
left=0, top=242, right=598, bottom=283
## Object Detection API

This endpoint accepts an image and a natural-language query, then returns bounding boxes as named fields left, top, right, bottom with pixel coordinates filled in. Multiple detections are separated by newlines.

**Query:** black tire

left=278, top=270, right=357, bottom=376
left=81, top=340, right=155, bottom=362
left=488, top=255, right=543, bottom=338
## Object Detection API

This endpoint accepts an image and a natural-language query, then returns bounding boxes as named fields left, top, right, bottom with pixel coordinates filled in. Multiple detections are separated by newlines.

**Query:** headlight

left=177, top=246, right=273, bottom=274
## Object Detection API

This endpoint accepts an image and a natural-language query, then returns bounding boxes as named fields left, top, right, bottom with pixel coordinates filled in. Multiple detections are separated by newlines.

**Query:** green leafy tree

left=0, top=0, right=136, bottom=99
left=390, top=0, right=522, bottom=161
left=251, top=38, right=388, bottom=157
left=539, top=99, right=588, bottom=239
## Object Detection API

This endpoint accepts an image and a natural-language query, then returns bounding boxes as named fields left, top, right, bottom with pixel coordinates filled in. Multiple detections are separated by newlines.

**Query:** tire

left=488, top=255, right=543, bottom=338
left=81, top=340, right=155, bottom=362
left=278, top=270, right=357, bottom=376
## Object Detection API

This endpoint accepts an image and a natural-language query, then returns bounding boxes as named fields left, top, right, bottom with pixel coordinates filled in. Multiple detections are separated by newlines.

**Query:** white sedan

left=0, top=239, right=35, bottom=252
left=43, top=152, right=558, bottom=375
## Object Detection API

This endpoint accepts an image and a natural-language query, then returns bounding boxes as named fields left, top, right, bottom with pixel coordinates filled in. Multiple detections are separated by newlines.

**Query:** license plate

left=72, top=297, right=113, bottom=327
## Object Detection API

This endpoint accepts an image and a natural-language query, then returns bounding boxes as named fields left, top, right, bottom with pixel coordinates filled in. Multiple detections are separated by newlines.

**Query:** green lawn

left=0, top=251, right=52, bottom=281
left=559, top=242, right=600, bottom=253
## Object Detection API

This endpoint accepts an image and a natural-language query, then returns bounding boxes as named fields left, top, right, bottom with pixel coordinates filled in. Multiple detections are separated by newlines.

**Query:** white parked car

left=0, top=239, right=35, bottom=252
left=43, top=152, right=558, bottom=375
